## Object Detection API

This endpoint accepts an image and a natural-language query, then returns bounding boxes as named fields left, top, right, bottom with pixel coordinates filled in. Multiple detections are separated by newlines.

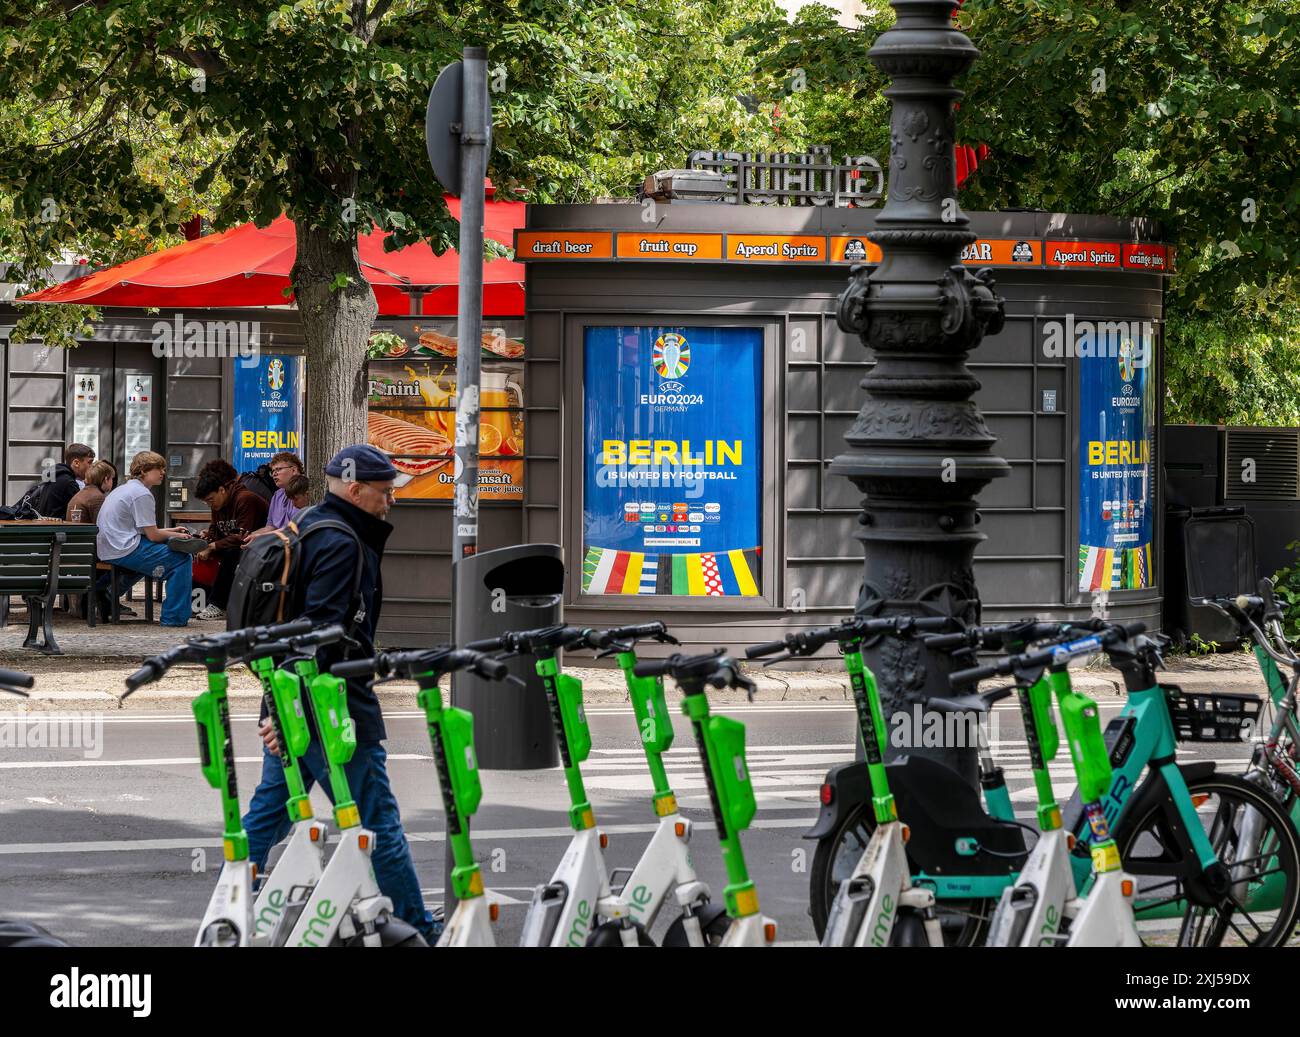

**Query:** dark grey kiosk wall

left=518, top=204, right=1168, bottom=660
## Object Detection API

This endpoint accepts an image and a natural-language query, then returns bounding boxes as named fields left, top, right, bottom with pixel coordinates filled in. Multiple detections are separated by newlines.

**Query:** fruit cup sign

left=232, top=354, right=304, bottom=472
left=582, top=326, right=763, bottom=597
left=365, top=319, right=525, bottom=501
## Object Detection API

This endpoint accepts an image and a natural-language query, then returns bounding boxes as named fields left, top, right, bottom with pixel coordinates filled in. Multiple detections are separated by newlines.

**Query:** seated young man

left=33, top=442, right=95, bottom=518
left=193, top=459, right=269, bottom=621
left=95, top=452, right=194, bottom=627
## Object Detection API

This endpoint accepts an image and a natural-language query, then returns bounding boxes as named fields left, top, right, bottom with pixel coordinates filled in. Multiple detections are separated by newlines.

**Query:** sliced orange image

left=479, top=423, right=503, bottom=456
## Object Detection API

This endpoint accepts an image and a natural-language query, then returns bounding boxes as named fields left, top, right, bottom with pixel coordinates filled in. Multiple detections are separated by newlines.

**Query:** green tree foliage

left=735, top=0, right=1300, bottom=426
left=0, top=0, right=780, bottom=469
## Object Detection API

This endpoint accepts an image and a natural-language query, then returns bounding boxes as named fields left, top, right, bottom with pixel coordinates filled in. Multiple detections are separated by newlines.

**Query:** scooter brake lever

left=504, top=675, right=528, bottom=690
left=762, top=652, right=794, bottom=667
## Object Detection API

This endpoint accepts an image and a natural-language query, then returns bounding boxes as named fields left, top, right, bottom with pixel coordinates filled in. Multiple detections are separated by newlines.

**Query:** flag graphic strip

left=581, top=546, right=601, bottom=593
left=729, top=549, right=759, bottom=596
left=622, top=552, right=644, bottom=594
left=604, top=550, right=630, bottom=594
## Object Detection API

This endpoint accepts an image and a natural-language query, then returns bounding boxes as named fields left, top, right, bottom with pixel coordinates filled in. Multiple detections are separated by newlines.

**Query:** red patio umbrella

left=17, top=197, right=525, bottom=316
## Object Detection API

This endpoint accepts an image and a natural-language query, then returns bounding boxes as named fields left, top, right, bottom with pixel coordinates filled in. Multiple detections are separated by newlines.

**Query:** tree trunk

left=291, top=223, right=377, bottom=500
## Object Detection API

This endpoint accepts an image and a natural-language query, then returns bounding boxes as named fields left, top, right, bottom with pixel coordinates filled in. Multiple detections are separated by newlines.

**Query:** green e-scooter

left=331, top=645, right=521, bottom=947
left=948, top=624, right=1143, bottom=946
left=579, top=622, right=733, bottom=946
left=122, top=618, right=315, bottom=947
left=241, top=623, right=351, bottom=943
left=631, top=650, right=777, bottom=946
left=467, top=624, right=652, bottom=946
left=749, top=614, right=967, bottom=946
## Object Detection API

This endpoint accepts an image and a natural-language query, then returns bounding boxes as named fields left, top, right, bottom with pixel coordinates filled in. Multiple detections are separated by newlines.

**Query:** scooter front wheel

left=662, top=901, right=731, bottom=947
left=586, top=920, right=655, bottom=946
left=332, top=916, right=429, bottom=947
left=809, top=801, right=995, bottom=946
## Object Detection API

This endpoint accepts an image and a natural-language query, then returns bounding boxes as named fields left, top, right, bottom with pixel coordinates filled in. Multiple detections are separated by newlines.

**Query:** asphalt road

left=0, top=698, right=1257, bottom=946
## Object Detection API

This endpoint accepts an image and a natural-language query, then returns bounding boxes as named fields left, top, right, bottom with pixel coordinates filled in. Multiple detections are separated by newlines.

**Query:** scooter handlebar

left=0, top=668, right=34, bottom=690
left=331, top=657, right=379, bottom=680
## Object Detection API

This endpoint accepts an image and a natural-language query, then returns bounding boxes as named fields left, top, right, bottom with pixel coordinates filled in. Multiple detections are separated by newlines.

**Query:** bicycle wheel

left=808, top=801, right=997, bottom=946
left=1115, top=772, right=1300, bottom=947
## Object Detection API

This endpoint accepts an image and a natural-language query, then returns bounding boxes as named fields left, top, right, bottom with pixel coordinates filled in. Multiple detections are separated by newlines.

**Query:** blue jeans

left=112, top=539, right=192, bottom=626
left=243, top=740, right=434, bottom=940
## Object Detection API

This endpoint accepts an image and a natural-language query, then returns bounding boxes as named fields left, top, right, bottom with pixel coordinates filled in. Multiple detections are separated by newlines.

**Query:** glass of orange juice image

left=480, top=370, right=523, bottom=458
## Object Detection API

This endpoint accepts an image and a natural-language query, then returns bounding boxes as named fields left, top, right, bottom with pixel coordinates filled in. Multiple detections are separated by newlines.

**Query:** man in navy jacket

left=240, top=445, right=436, bottom=941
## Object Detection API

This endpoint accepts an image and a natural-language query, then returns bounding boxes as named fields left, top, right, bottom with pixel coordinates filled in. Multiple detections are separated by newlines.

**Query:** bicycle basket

left=1164, top=683, right=1262, bottom=742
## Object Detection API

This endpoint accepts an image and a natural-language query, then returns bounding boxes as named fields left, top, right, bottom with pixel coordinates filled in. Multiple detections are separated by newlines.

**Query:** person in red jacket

left=193, top=458, right=269, bottom=620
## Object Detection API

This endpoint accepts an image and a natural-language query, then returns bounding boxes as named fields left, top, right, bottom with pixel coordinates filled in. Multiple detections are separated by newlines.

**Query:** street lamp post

left=833, top=0, right=1009, bottom=787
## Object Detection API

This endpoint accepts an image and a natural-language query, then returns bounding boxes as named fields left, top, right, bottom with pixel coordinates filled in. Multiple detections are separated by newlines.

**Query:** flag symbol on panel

left=582, top=546, right=760, bottom=596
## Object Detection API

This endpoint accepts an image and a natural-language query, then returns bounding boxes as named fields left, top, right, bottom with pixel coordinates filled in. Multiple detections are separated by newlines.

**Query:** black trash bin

left=1163, top=505, right=1257, bottom=647
left=451, top=543, right=563, bottom=769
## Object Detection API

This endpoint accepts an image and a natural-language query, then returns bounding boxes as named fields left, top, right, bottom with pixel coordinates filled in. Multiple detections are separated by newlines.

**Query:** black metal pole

left=834, top=0, right=1009, bottom=787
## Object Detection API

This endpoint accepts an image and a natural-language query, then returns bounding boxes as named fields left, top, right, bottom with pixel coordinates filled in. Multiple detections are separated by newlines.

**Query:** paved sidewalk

left=0, top=606, right=1276, bottom=712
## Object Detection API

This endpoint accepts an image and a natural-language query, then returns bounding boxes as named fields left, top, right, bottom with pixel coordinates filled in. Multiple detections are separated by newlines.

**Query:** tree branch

left=366, top=0, right=395, bottom=38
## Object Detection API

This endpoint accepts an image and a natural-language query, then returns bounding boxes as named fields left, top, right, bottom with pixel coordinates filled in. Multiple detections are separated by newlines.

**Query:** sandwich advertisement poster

left=1077, top=326, right=1156, bottom=592
left=582, top=325, right=763, bottom=597
left=366, top=319, right=524, bottom=501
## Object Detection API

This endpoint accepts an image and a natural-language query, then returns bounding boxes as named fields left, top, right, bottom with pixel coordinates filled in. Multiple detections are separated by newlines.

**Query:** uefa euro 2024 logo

left=653, top=333, right=690, bottom=381
left=266, top=357, right=285, bottom=399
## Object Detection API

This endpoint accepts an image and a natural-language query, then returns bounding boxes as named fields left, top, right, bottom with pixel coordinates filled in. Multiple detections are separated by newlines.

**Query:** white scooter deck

left=822, top=821, right=943, bottom=947
left=251, top=819, right=328, bottom=944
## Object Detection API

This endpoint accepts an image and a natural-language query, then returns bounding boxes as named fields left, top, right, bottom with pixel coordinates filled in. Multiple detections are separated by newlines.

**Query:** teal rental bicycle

left=805, top=618, right=1300, bottom=946
left=951, top=624, right=1300, bottom=946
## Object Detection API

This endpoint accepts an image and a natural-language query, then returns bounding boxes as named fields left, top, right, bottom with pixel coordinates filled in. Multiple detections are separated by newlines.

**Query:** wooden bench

left=0, top=521, right=98, bottom=654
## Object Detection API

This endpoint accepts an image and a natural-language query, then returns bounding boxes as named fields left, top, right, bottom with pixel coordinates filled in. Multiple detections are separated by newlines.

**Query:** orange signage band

left=958, top=238, right=1042, bottom=266
left=726, top=234, right=827, bottom=262
left=828, top=235, right=883, bottom=264
left=1122, top=242, right=1172, bottom=272
left=615, top=232, right=724, bottom=260
left=516, top=229, right=1171, bottom=272
left=515, top=230, right=613, bottom=259
left=1044, top=240, right=1123, bottom=269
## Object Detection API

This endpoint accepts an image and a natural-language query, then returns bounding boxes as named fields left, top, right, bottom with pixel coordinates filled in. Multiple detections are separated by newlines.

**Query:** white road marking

left=0, top=817, right=812, bottom=856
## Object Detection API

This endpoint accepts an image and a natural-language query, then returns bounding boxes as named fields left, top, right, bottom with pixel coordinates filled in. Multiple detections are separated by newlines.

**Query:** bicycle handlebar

left=949, top=621, right=1146, bottom=687
left=924, top=619, right=1105, bottom=654
left=745, top=614, right=956, bottom=660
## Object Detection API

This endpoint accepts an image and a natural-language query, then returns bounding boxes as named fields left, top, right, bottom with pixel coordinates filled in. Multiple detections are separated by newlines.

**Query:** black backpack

left=0, top=485, right=44, bottom=521
left=225, top=509, right=366, bottom=632
left=237, top=465, right=277, bottom=503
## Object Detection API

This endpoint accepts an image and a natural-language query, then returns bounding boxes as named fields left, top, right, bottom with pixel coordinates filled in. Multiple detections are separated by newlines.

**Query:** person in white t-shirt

left=97, top=451, right=195, bottom=627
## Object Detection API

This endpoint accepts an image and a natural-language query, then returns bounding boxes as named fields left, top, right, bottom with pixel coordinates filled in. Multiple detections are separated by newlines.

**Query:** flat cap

left=324, top=444, right=399, bottom=481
